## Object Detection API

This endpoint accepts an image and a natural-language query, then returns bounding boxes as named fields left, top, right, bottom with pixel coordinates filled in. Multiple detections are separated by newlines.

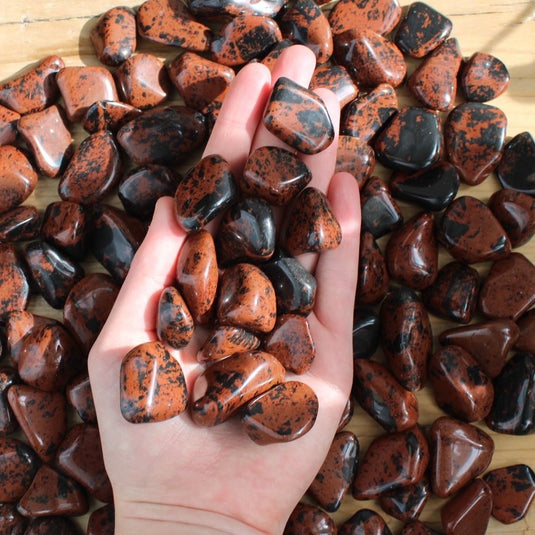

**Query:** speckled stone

left=56, top=66, right=118, bottom=122
left=486, top=351, right=535, bottom=435
left=341, top=83, right=398, bottom=142
left=197, top=326, right=260, bottom=363
left=310, top=64, right=359, bottom=108
left=24, top=517, right=79, bottom=535
left=23, top=240, right=85, bottom=309
left=67, top=375, right=96, bottom=424
left=400, top=521, right=441, bottom=535
left=353, top=358, right=419, bottom=431
left=120, top=341, right=188, bottom=423
left=484, top=464, right=535, bottom=524
left=422, top=260, right=480, bottom=324
left=429, top=345, right=494, bottom=422
left=445, top=102, right=507, bottom=185
left=0, top=205, right=40, bottom=243
left=439, top=319, right=519, bottom=378
left=495, top=131, right=535, bottom=195
left=263, top=314, right=315, bottom=374
left=7, top=384, right=67, bottom=463
left=157, top=286, right=194, bottom=350
left=0, top=104, right=19, bottom=146
left=335, top=136, right=375, bottom=188
left=0, top=503, right=27, bottom=535
left=87, top=503, right=115, bottom=535
left=352, top=426, right=429, bottom=499
left=440, top=479, right=492, bottom=535
left=516, top=309, right=535, bottom=354
left=429, top=416, right=494, bottom=498
left=0, top=245, right=30, bottom=320
left=357, top=231, right=389, bottom=306
left=0, top=56, right=64, bottom=115
left=90, top=6, right=137, bottom=66
left=260, top=39, right=293, bottom=70
left=264, top=77, right=334, bottom=155
left=137, top=0, right=212, bottom=51
left=379, top=478, right=430, bottom=522
left=189, top=0, right=285, bottom=17
left=329, top=0, right=402, bottom=35
left=461, top=52, right=510, bottom=102
left=0, top=436, right=40, bottom=503
left=339, top=509, right=392, bottom=535
left=82, top=100, right=142, bottom=134
left=283, top=503, right=336, bottom=534
left=352, top=307, right=380, bottom=360
left=380, top=287, right=432, bottom=391
left=192, top=350, right=285, bottom=426
left=337, top=397, right=354, bottom=432
left=16, top=104, right=73, bottom=178
left=0, top=367, right=19, bottom=434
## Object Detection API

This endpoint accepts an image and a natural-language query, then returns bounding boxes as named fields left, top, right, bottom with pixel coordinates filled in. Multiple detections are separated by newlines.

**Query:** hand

left=88, top=45, right=361, bottom=535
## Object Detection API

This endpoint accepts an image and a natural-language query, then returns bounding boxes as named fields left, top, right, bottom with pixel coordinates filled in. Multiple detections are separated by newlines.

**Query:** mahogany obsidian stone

left=352, top=307, right=380, bottom=360
left=339, top=508, right=392, bottom=535
left=0, top=206, right=41, bottom=243
left=329, top=0, right=402, bottom=36
left=0, top=244, right=30, bottom=320
left=461, top=51, right=510, bottom=102
left=495, top=131, right=535, bottom=195
left=310, top=64, right=359, bottom=108
left=357, top=231, right=389, bottom=305
left=0, top=503, right=27, bottom=535
left=87, top=503, right=114, bottom=535
left=379, top=478, right=430, bottom=522
left=24, top=516, right=80, bottom=535
left=0, top=367, right=20, bottom=434
left=284, top=502, right=337, bottom=534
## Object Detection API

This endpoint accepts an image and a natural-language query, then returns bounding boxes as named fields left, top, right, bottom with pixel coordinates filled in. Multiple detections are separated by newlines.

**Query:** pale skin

left=88, top=45, right=361, bottom=535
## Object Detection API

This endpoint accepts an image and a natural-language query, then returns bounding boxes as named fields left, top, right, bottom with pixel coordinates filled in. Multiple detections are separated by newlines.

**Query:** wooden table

left=1, top=0, right=534, bottom=533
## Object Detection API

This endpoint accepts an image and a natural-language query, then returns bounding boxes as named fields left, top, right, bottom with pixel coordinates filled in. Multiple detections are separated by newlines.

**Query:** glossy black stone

left=379, top=478, right=430, bottom=522
left=339, top=509, right=392, bottom=535
left=486, top=351, right=535, bottom=435
left=361, top=177, right=403, bottom=239
left=374, top=106, right=443, bottom=171
left=389, top=162, right=460, bottom=212
left=216, top=197, right=275, bottom=265
left=496, top=132, right=535, bottom=195
left=352, top=307, right=380, bottom=360
left=0, top=206, right=41, bottom=243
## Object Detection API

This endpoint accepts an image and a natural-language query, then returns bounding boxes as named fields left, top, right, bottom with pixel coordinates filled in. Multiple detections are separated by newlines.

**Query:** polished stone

left=0, top=367, right=19, bottom=434
left=495, top=131, right=535, bottom=195
left=260, top=39, right=294, bottom=71
left=87, top=503, right=115, bottom=535
left=0, top=104, right=19, bottom=146
left=157, top=286, right=194, bottom=350
left=284, top=503, right=336, bottom=534
left=516, top=309, right=535, bottom=354
left=0, top=205, right=40, bottom=243
left=0, top=245, right=30, bottom=320
left=335, top=136, right=375, bottom=188
left=357, top=231, right=389, bottom=305
left=66, top=375, right=96, bottom=424
left=24, top=517, right=79, bottom=535
left=337, top=397, right=355, bottom=432
left=339, top=508, right=392, bottom=535
left=461, top=52, right=510, bottom=102
left=352, top=307, right=380, bottom=360
left=82, top=100, right=142, bottom=134
left=329, top=0, right=402, bottom=35
left=0, top=503, right=27, bottom=535
left=379, top=478, right=430, bottom=522
left=120, top=340, right=188, bottom=423
left=189, top=0, right=284, bottom=17
left=310, top=64, right=359, bottom=108
left=197, top=326, right=260, bottom=363
left=399, top=521, right=441, bottom=535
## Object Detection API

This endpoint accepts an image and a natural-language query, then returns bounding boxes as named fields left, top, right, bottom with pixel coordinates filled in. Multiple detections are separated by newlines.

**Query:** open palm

left=88, top=45, right=361, bottom=535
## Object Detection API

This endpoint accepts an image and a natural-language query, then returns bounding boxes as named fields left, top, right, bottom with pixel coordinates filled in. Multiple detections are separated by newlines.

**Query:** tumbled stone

left=16, top=104, right=73, bottom=178
left=478, top=252, right=535, bottom=320
left=63, top=273, right=120, bottom=355
left=114, top=53, right=171, bottom=110
left=445, top=102, right=507, bottom=185
left=197, top=326, right=259, bottom=363
left=357, top=231, right=389, bottom=305
left=216, top=197, right=275, bottom=265
left=488, top=188, right=535, bottom=247
left=24, top=517, right=79, bottom=535
left=360, top=176, right=403, bottom=239
left=337, top=397, right=354, bottom=432
left=23, top=240, right=85, bottom=309
left=486, top=351, right=535, bottom=435
left=380, top=287, right=432, bottom=391
left=90, top=6, right=137, bottom=66
left=352, top=426, right=429, bottom=499
left=67, top=375, right=96, bottom=424
left=263, top=314, right=315, bottom=374
left=7, top=384, right=67, bottom=463
left=379, top=478, right=430, bottom=522
left=176, top=229, right=218, bottom=324
left=264, top=77, right=334, bottom=155
left=82, top=100, right=142, bottom=134
left=310, top=64, right=359, bottom=108
left=18, top=323, right=84, bottom=392
left=0, top=104, right=19, bottom=146
left=375, top=106, right=442, bottom=171
left=389, top=161, right=460, bottom=212
left=192, top=350, right=285, bottom=426
left=352, top=307, right=380, bottom=360
left=353, top=359, right=419, bottom=431
left=279, top=0, right=332, bottom=63
left=429, top=416, right=494, bottom=498
left=137, top=0, right=212, bottom=51
left=217, top=263, right=277, bottom=333
left=0, top=245, right=30, bottom=320
left=309, top=431, right=358, bottom=512
left=120, top=340, right=188, bottom=423
left=495, top=131, right=535, bottom=195
left=335, top=136, right=375, bottom=188
left=168, top=51, right=234, bottom=110
left=157, top=286, right=194, bottom=350
left=0, top=56, right=64, bottom=115
left=440, top=479, right=492, bottom=535
left=175, top=154, right=237, bottom=231
left=119, top=164, right=179, bottom=219
left=56, top=423, right=112, bottom=502
left=211, top=14, right=281, bottom=66
left=394, top=1, right=452, bottom=58
left=17, top=465, right=88, bottom=517
left=0, top=436, right=40, bottom=503
left=90, top=204, right=146, bottom=282
left=341, top=83, right=398, bottom=142
left=484, top=464, right=535, bottom=524
left=260, top=39, right=293, bottom=70
left=429, top=345, right=494, bottom=422
left=262, top=251, right=317, bottom=315
left=284, top=503, right=336, bottom=534
left=0, top=367, right=19, bottom=434
left=461, top=52, right=510, bottom=102
left=516, top=309, right=535, bottom=354
left=87, top=503, right=114, bottom=535
left=0, top=503, right=26, bottom=535
left=339, top=509, right=392, bottom=535
left=329, top=0, right=402, bottom=35
left=0, top=145, right=38, bottom=215
left=0, top=205, right=40, bottom=243
left=241, top=146, right=312, bottom=206
left=334, top=28, right=406, bottom=88
left=56, top=66, right=118, bottom=122
left=400, top=521, right=441, bottom=535
left=190, top=0, right=284, bottom=17
left=439, top=319, right=519, bottom=378
left=385, top=212, right=438, bottom=290
left=242, top=381, right=318, bottom=445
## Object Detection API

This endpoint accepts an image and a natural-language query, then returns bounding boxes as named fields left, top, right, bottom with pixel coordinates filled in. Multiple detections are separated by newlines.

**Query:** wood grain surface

left=1, top=0, right=535, bottom=533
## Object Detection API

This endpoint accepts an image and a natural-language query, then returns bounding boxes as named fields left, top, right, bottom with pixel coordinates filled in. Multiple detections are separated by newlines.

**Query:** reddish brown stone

left=329, top=0, right=402, bottom=35
left=260, top=39, right=293, bottom=71
left=0, top=205, right=40, bottom=243
left=357, top=231, right=389, bottom=305
left=157, top=286, right=194, bottom=350
left=82, top=100, right=142, bottom=134
left=400, top=521, right=441, bottom=535
left=87, top=504, right=114, bottom=535
left=24, top=517, right=79, bottom=535
left=337, top=397, right=354, bottom=432
left=66, top=375, right=96, bottom=424
left=0, top=244, right=30, bottom=320
left=0, top=104, right=19, bottom=146
left=0, top=367, right=19, bottom=434
left=461, top=52, right=510, bottom=102
left=516, top=309, right=535, bottom=354
left=310, top=64, right=358, bottom=108
left=335, top=136, right=375, bottom=188
left=284, top=503, right=336, bottom=534
left=197, top=326, right=260, bottom=363
left=0, top=503, right=27, bottom=535
left=379, top=478, right=430, bottom=522
left=339, top=509, right=392, bottom=535
left=496, top=131, right=535, bottom=195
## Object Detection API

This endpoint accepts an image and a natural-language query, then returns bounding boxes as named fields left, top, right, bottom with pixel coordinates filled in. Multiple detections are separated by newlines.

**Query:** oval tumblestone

left=156, top=286, right=194, bottom=350
left=0, top=244, right=30, bottom=320
left=310, top=64, right=359, bottom=108
left=197, top=326, right=260, bottom=363
left=379, top=479, right=431, bottom=522
left=329, top=0, right=402, bottom=36
left=0, top=206, right=40, bottom=243
left=357, top=231, right=390, bottom=306
left=461, top=51, right=510, bottom=102
left=339, top=509, right=392, bottom=535
left=82, top=100, right=142, bottom=134
left=284, top=503, right=337, bottom=534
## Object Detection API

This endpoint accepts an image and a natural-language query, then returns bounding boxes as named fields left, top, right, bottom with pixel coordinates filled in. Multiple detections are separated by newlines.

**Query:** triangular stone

left=157, top=286, right=194, bottom=350
left=357, top=231, right=389, bottom=305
